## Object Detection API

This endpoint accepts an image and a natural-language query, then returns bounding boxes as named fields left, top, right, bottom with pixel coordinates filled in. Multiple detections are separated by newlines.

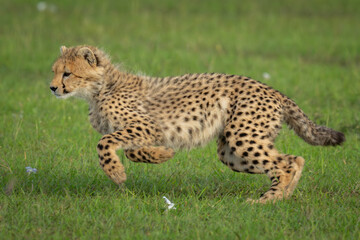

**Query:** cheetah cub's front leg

left=96, top=125, right=165, bottom=185
left=125, top=146, right=175, bottom=164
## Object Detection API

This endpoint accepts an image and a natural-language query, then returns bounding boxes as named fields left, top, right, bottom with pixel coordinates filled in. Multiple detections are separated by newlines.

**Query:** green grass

left=1, top=0, right=360, bottom=239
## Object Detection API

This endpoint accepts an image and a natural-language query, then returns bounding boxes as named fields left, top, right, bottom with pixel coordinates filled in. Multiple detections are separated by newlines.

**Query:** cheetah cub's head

left=50, top=46, right=107, bottom=100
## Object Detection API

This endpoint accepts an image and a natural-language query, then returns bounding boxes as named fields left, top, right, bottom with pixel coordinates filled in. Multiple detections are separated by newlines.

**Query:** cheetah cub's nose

left=50, top=86, right=58, bottom=92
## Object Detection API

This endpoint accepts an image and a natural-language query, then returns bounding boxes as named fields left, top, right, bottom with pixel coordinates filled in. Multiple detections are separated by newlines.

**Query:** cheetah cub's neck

left=87, top=65, right=149, bottom=134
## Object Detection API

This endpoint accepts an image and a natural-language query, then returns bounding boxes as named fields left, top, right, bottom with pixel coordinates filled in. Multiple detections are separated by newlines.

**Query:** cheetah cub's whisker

left=50, top=45, right=345, bottom=203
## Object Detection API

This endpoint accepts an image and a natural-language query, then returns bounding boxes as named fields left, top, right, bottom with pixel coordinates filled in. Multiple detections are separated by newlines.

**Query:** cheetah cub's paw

left=108, top=170, right=127, bottom=185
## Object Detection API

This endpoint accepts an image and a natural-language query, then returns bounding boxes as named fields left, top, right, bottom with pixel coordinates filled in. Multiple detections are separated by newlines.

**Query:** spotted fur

left=50, top=45, right=345, bottom=203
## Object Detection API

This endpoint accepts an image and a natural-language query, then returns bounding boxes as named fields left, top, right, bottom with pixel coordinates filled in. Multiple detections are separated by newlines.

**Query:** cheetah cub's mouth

left=50, top=89, right=76, bottom=99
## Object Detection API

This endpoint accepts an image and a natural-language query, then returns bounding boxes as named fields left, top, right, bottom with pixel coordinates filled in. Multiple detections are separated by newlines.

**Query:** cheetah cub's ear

left=77, top=47, right=97, bottom=66
left=60, top=46, right=67, bottom=55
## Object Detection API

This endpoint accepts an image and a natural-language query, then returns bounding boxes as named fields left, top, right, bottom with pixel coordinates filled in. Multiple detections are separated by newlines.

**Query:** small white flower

left=163, top=196, right=176, bottom=210
left=26, top=166, right=37, bottom=174
left=37, top=2, right=47, bottom=11
left=262, top=72, right=271, bottom=80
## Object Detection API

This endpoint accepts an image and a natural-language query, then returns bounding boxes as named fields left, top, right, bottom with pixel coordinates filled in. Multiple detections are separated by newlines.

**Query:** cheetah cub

left=50, top=45, right=345, bottom=203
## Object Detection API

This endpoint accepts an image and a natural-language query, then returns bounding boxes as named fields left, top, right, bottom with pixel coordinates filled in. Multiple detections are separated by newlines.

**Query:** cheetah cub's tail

left=281, top=96, right=345, bottom=146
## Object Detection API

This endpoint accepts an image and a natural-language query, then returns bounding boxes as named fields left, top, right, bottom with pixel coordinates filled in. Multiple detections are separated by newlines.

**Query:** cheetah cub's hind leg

left=125, top=146, right=175, bottom=164
left=281, top=155, right=305, bottom=198
left=247, top=152, right=305, bottom=204
left=219, top=129, right=305, bottom=203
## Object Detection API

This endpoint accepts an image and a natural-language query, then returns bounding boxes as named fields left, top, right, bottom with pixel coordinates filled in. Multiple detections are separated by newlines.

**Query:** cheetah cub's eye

left=63, top=72, right=71, bottom=78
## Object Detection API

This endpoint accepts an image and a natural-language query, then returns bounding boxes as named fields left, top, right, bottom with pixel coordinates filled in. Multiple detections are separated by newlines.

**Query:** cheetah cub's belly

left=160, top=97, right=229, bottom=150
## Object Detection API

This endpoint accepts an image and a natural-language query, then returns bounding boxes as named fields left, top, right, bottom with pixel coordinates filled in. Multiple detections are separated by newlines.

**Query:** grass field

left=1, top=0, right=359, bottom=239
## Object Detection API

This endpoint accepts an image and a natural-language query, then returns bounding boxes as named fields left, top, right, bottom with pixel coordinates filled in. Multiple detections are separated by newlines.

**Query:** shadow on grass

left=3, top=168, right=266, bottom=201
